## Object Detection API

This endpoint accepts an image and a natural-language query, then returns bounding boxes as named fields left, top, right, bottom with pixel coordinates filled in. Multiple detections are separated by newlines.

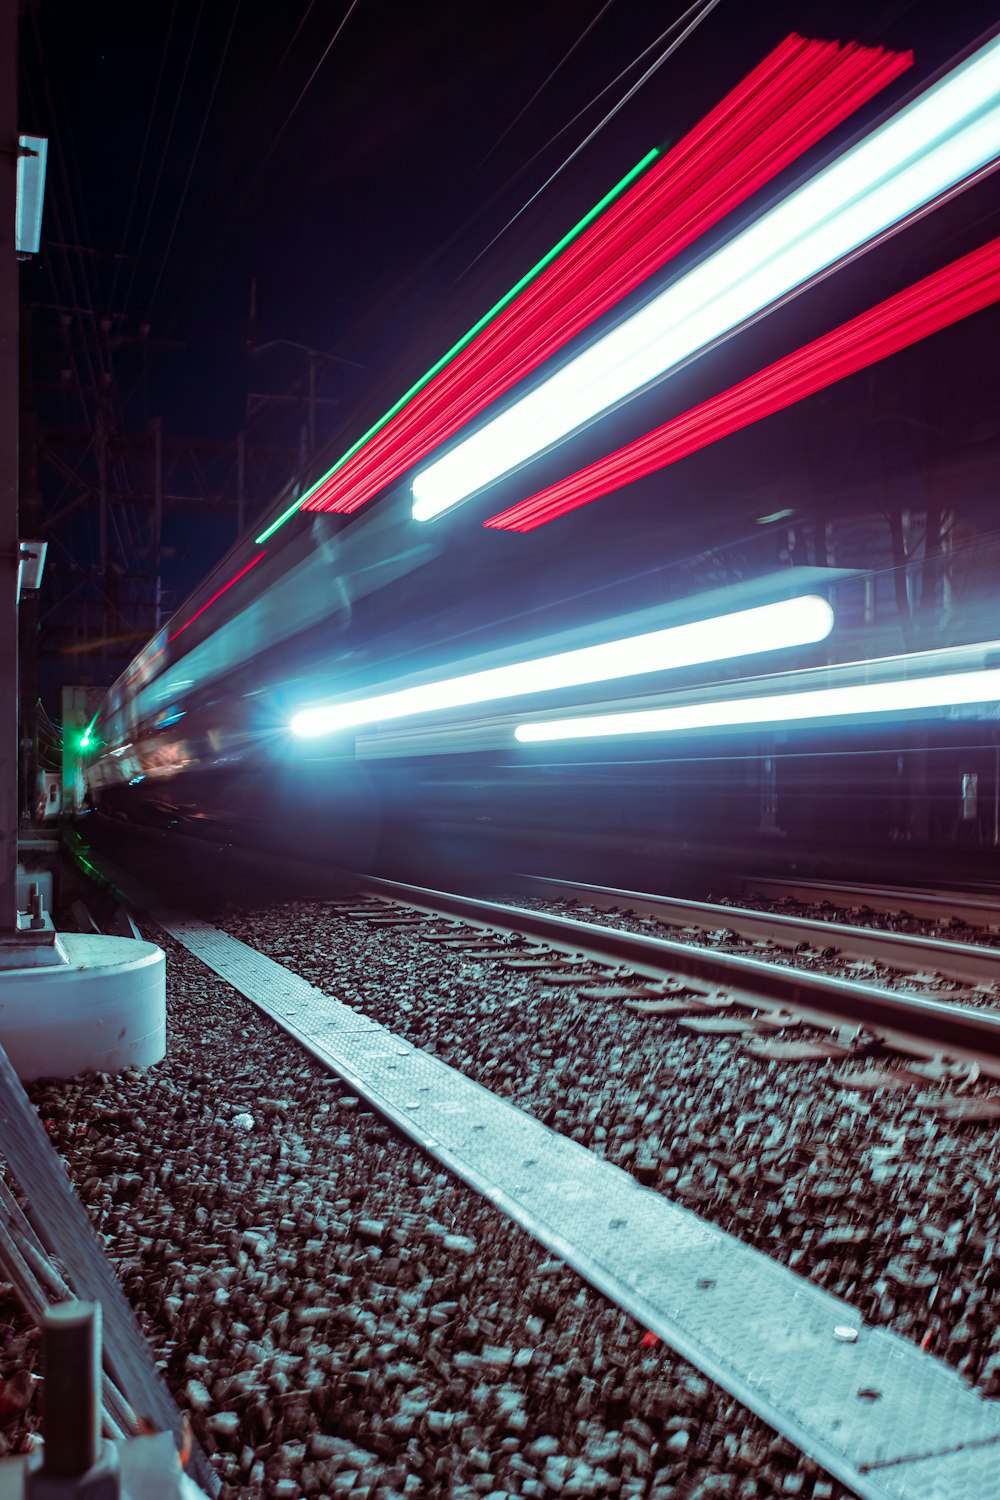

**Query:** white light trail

left=514, top=667, right=1000, bottom=742
left=412, top=33, right=1000, bottom=521
left=289, top=594, right=834, bottom=738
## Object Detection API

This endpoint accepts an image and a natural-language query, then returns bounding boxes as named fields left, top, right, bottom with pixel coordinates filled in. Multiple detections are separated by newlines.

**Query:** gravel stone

left=220, top=892, right=999, bottom=1398
left=2, top=880, right=929, bottom=1498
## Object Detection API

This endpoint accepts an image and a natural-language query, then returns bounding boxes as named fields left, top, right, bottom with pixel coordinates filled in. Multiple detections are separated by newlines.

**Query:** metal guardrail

left=0, top=1038, right=218, bottom=1495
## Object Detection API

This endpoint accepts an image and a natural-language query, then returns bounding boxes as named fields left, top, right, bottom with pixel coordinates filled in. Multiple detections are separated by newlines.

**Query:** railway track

left=512, top=873, right=1000, bottom=986
left=343, top=872, right=1000, bottom=1086
left=737, top=875, right=1000, bottom=930
left=56, top=826, right=1000, bottom=1498
left=71, top=820, right=1000, bottom=1081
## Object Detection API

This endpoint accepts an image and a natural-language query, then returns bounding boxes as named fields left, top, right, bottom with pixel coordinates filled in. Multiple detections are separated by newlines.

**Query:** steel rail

left=514, top=874, right=1000, bottom=986
left=740, top=875, right=1000, bottom=929
left=69, top=821, right=1000, bottom=1074
left=358, top=872, right=1000, bottom=1075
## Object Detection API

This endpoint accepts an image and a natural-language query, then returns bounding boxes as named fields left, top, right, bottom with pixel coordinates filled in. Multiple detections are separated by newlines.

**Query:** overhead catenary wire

left=502, top=0, right=731, bottom=201
left=122, top=0, right=208, bottom=316
left=108, top=0, right=180, bottom=311
left=474, top=0, right=619, bottom=174
left=458, top=0, right=725, bottom=283
left=245, top=0, right=361, bottom=195
left=120, top=0, right=684, bottom=407
left=296, top=35, right=909, bottom=522
left=274, top=0, right=322, bottom=75
left=116, top=0, right=362, bottom=423
left=250, top=0, right=737, bottom=538
left=146, top=0, right=244, bottom=316
left=114, top=0, right=702, bottom=460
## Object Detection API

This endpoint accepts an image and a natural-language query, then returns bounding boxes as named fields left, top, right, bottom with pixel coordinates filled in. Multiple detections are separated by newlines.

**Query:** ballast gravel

left=221, top=897, right=1000, bottom=1400
left=1, top=931, right=854, bottom=1500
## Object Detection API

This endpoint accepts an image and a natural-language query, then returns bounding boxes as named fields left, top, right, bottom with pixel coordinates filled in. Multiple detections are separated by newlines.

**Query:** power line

left=122, top=0, right=208, bottom=315
left=475, top=0, right=618, bottom=174
left=505, top=0, right=718, bottom=201
left=116, top=0, right=361, bottom=409
left=458, top=0, right=724, bottom=283
left=275, top=0, right=321, bottom=74
left=246, top=0, right=361, bottom=192
left=109, top=1, right=180, bottom=310
left=147, top=0, right=244, bottom=316
left=244, top=0, right=722, bottom=443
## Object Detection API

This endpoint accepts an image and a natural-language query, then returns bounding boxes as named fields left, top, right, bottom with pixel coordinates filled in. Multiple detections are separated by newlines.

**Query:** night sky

left=17, top=0, right=1000, bottom=691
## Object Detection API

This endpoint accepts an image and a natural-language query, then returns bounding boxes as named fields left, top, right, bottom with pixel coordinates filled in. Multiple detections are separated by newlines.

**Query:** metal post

left=0, top=0, right=19, bottom=932
left=236, top=428, right=245, bottom=537
left=40, top=1302, right=101, bottom=1475
left=307, top=351, right=317, bottom=459
left=97, top=421, right=107, bottom=576
left=151, top=414, right=162, bottom=557
left=26, top=1301, right=122, bottom=1497
left=151, top=415, right=163, bottom=635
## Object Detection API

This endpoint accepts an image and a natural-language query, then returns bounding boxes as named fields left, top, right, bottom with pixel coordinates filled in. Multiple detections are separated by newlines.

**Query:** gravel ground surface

left=221, top=896, right=1000, bottom=1402
left=503, top=895, right=1000, bottom=1013
left=1, top=927, right=857, bottom=1500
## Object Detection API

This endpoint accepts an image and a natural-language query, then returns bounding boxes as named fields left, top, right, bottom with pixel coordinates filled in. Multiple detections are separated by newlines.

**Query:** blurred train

left=81, top=24, right=1000, bottom=893
left=80, top=488, right=1000, bottom=895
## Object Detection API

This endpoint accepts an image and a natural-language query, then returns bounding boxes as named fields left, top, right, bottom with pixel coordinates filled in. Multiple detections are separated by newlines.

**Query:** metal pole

left=97, top=421, right=107, bottom=575
left=0, top=0, right=20, bottom=932
left=307, top=352, right=317, bottom=459
left=236, top=428, right=245, bottom=537
left=151, top=414, right=162, bottom=557
left=151, top=416, right=163, bottom=635
left=40, top=1301, right=102, bottom=1475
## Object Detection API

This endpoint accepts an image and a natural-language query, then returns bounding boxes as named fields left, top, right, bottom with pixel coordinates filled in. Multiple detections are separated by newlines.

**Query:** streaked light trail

left=254, top=35, right=906, bottom=540
left=486, top=235, right=1000, bottom=530
left=289, top=594, right=834, bottom=738
left=254, top=150, right=660, bottom=543
left=79, top=711, right=99, bottom=752
left=167, top=552, right=267, bottom=644
left=514, top=670, right=1000, bottom=743
left=413, top=31, right=1000, bottom=522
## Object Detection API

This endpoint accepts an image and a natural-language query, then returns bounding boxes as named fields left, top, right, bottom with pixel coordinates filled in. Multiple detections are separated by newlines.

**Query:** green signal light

left=79, top=710, right=101, bottom=752
left=255, top=147, right=661, bottom=545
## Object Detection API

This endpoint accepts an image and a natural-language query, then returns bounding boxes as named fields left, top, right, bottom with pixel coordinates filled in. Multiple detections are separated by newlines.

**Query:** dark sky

left=17, top=0, right=1000, bottom=679
left=20, top=0, right=999, bottom=426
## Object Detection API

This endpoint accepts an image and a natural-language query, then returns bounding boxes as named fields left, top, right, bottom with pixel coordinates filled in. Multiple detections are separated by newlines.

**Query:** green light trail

left=79, top=709, right=101, bottom=751
left=255, top=147, right=661, bottom=544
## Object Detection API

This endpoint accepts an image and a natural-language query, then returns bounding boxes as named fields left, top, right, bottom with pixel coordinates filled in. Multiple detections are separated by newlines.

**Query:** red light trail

left=485, top=237, right=1000, bottom=532
left=166, top=552, right=267, bottom=644
left=122, top=647, right=165, bottom=690
left=300, top=34, right=909, bottom=519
